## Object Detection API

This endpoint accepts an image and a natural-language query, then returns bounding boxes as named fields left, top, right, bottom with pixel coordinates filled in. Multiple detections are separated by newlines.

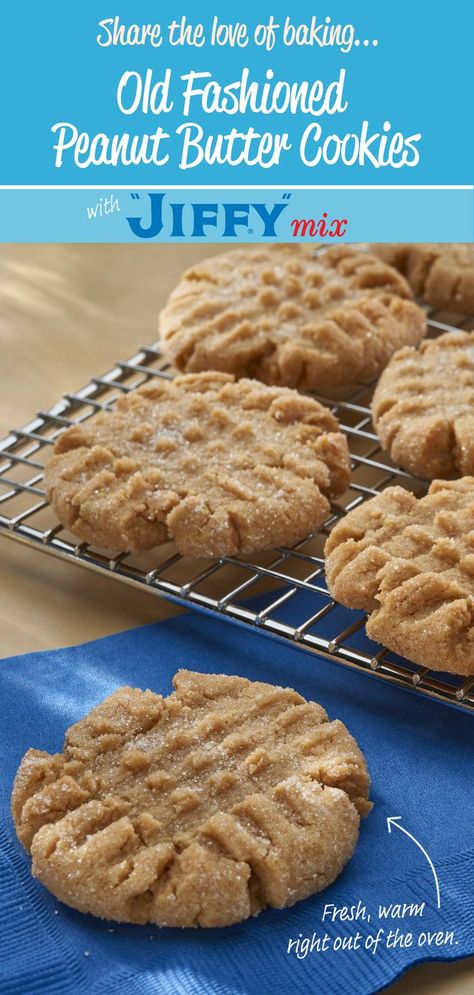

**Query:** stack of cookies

left=44, top=243, right=474, bottom=677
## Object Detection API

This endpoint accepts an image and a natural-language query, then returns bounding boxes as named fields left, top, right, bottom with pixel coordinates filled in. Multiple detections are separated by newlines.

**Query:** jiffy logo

left=125, top=192, right=291, bottom=238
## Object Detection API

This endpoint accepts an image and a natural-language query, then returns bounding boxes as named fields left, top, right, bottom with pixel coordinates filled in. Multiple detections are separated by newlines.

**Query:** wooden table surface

left=0, top=244, right=472, bottom=994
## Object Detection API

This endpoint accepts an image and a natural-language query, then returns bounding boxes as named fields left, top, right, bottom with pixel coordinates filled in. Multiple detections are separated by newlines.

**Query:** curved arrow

left=387, top=816, right=441, bottom=909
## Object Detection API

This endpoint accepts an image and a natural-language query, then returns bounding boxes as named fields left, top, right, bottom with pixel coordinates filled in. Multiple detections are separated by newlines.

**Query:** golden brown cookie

left=44, top=372, right=351, bottom=556
left=325, top=479, right=474, bottom=675
left=12, top=670, right=371, bottom=927
left=159, top=245, right=426, bottom=390
left=371, top=244, right=474, bottom=314
left=372, top=332, right=474, bottom=479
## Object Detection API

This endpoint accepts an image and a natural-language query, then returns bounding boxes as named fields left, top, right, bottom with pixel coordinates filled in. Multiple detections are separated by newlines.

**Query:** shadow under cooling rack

left=1, top=313, right=474, bottom=713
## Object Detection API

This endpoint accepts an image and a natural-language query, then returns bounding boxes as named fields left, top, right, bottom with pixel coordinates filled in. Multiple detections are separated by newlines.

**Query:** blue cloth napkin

left=1, top=595, right=473, bottom=995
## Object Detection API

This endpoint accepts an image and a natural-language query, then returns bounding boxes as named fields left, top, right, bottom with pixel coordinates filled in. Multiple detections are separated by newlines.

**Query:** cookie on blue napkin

left=12, top=669, right=371, bottom=928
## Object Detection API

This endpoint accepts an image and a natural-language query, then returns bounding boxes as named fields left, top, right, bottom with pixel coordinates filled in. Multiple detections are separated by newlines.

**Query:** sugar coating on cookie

left=325, top=478, right=474, bottom=675
left=371, top=243, right=474, bottom=315
left=372, top=332, right=474, bottom=479
left=44, top=372, right=351, bottom=556
left=11, top=670, right=371, bottom=927
left=159, top=245, right=426, bottom=390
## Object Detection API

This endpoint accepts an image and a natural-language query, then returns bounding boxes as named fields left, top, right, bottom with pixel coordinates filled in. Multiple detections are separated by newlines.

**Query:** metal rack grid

left=1, top=312, right=474, bottom=712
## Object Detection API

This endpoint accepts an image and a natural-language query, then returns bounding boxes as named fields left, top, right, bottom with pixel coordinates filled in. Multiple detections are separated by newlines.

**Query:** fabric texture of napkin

left=1, top=594, right=473, bottom=995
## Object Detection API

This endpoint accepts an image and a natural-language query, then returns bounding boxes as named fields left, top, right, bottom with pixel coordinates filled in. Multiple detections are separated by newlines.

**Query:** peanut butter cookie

left=159, top=245, right=426, bottom=390
left=325, top=479, right=474, bottom=675
left=44, top=372, right=351, bottom=556
left=372, top=332, right=474, bottom=479
left=12, top=670, right=371, bottom=927
left=371, top=244, right=474, bottom=314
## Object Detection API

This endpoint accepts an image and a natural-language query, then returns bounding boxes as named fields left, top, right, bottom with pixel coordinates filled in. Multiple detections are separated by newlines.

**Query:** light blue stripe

left=0, top=188, right=472, bottom=242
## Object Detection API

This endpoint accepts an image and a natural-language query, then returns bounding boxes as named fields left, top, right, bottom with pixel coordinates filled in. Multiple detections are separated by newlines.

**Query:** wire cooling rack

left=1, top=312, right=474, bottom=712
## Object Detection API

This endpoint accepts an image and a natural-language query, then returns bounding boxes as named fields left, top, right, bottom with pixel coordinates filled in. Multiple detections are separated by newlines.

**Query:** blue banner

left=0, top=1, right=472, bottom=239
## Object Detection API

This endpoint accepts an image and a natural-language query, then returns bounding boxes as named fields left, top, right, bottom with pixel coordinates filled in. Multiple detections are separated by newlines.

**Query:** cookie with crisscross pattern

left=372, top=332, right=474, bottom=479
left=159, top=245, right=426, bottom=390
left=44, top=371, right=351, bottom=556
left=12, top=670, right=371, bottom=927
left=372, top=243, right=474, bottom=314
left=325, top=479, right=474, bottom=674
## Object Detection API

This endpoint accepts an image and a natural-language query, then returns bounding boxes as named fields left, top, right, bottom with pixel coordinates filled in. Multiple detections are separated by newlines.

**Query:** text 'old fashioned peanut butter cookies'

left=44, top=372, right=350, bottom=556
left=371, top=243, right=474, bottom=315
left=12, top=670, right=371, bottom=927
left=372, top=332, right=474, bottom=479
left=325, top=479, right=474, bottom=675
left=159, top=245, right=426, bottom=390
